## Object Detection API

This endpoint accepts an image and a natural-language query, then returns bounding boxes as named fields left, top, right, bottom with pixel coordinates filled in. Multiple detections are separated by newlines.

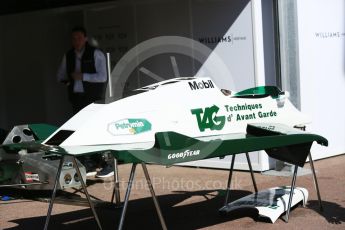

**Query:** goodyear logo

left=108, top=119, right=152, bottom=135
left=168, top=149, right=200, bottom=160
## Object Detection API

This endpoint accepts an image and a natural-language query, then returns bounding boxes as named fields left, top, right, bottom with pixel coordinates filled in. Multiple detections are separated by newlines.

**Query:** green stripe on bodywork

left=112, top=126, right=328, bottom=167
left=28, top=124, right=58, bottom=141
left=7, top=124, right=327, bottom=169
left=234, top=86, right=282, bottom=98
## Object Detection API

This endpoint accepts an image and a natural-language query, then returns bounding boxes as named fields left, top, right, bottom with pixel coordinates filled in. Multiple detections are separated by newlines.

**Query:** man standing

left=57, top=26, right=107, bottom=114
left=57, top=26, right=114, bottom=178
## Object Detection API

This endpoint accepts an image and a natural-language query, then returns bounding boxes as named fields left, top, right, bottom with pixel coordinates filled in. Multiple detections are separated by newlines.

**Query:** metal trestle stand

left=117, top=163, right=167, bottom=230
left=43, top=155, right=103, bottom=230
left=308, top=152, right=323, bottom=211
left=222, top=151, right=323, bottom=223
left=111, top=158, right=121, bottom=207
left=282, top=165, right=298, bottom=223
left=224, top=152, right=258, bottom=205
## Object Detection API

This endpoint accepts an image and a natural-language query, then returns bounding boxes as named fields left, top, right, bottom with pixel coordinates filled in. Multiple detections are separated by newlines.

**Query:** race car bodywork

left=0, top=124, right=86, bottom=190
left=43, top=77, right=310, bottom=155
left=0, top=77, right=315, bottom=190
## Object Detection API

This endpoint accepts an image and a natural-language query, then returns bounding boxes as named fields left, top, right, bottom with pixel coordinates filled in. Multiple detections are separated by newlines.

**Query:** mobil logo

left=188, top=80, right=214, bottom=90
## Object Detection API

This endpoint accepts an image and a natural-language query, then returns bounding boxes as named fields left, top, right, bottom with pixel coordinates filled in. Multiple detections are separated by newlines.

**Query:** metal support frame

left=223, top=151, right=322, bottom=222
left=245, top=152, right=258, bottom=193
left=111, top=157, right=121, bottom=207
left=0, top=181, right=48, bottom=188
left=117, top=163, right=167, bottom=230
left=283, top=165, right=298, bottom=223
left=308, top=152, right=323, bottom=211
left=42, top=152, right=322, bottom=228
left=224, top=154, right=236, bottom=205
left=118, top=163, right=137, bottom=230
left=141, top=163, right=168, bottom=230
left=44, top=155, right=64, bottom=230
left=224, top=153, right=258, bottom=205
left=72, top=157, right=103, bottom=229
left=43, top=157, right=166, bottom=230
left=43, top=156, right=102, bottom=230
left=283, top=155, right=323, bottom=222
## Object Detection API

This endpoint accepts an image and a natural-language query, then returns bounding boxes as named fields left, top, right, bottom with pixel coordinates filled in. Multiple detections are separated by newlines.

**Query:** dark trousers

left=70, top=93, right=92, bottom=115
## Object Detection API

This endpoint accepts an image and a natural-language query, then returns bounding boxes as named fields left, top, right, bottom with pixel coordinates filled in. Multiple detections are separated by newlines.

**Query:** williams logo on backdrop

left=199, top=35, right=233, bottom=44
left=315, top=32, right=345, bottom=39
left=198, top=35, right=247, bottom=45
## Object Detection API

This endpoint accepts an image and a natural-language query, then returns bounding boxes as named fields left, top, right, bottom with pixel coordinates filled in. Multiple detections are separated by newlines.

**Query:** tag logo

left=191, top=105, right=225, bottom=132
left=108, top=119, right=152, bottom=135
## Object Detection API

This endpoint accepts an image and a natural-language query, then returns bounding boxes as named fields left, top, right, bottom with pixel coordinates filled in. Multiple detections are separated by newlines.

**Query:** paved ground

left=1, top=154, right=345, bottom=230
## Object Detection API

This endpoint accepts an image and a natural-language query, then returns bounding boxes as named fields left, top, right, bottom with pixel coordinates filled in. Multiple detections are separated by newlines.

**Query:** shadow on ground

left=307, top=200, right=345, bottom=225
left=5, top=189, right=259, bottom=230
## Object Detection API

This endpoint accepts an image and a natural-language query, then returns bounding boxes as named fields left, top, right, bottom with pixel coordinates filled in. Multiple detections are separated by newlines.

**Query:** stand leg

left=245, top=152, right=258, bottom=193
left=308, top=153, right=323, bottom=211
left=111, top=157, right=121, bottom=207
left=224, top=155, right=236, bottom=205
left=284, top=165, right=298, bottom=223
left=141, top=163, right=168, bottom=230
left=43, top=156, right=64, bottom=230
left=118, top=164, right=137, bottom=230
left=72, top=157, right=103, bottom=230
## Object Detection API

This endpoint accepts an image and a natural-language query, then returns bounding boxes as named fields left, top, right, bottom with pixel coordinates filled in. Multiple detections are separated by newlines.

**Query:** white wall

left=85, top=0, right=254, bottom=94
left=297, top=0, right=345, bottom=159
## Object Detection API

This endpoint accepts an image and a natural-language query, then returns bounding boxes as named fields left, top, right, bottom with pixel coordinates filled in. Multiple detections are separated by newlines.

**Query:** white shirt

left=57, top=48, right=107, bottom=93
